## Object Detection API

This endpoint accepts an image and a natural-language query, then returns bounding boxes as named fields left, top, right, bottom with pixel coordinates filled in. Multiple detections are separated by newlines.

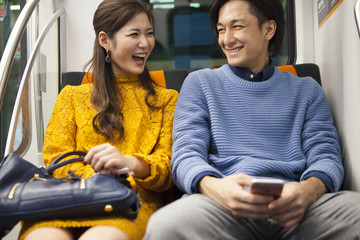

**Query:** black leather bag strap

left=46, top=151, right=87, bottom=176
left=50, top=151, right=87, bottom=165
left=123, top=201, right=141, bottom=220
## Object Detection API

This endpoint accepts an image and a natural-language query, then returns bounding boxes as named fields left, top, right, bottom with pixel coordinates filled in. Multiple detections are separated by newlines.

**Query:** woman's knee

left=24, top=227, right=73, bottom=240
left=79, top=226, right=130, bottom=240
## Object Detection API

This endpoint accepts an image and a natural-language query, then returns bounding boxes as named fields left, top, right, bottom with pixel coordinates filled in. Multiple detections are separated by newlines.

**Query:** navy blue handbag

left=0, top=151, right=140, bottom=238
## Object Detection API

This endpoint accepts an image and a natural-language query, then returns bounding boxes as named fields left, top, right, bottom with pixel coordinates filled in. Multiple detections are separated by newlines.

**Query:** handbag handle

left=46, top=151, right=87, bottom=176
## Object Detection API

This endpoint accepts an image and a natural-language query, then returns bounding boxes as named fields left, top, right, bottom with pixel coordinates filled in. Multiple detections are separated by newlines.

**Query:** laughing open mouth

left=132, top=53, right=146, bottom=63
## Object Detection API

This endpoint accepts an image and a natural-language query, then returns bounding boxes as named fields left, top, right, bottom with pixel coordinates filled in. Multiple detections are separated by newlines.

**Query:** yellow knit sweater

left=19, top=76, right=178, bottom=240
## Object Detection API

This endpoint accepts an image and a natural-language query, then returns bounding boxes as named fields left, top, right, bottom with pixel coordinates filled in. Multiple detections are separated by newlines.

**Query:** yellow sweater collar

left=114, top=75, right=139, bottom=83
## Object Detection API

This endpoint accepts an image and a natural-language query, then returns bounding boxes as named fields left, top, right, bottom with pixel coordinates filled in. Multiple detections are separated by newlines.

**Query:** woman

left=20, top=0, right=178, bottom=239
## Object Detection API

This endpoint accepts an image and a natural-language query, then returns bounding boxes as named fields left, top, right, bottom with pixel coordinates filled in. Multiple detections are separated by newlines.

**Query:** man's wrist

left=191, top=172, right=218, bottom=193
left=199, top=175, right=218, bottom=195
left=300, top=177, right=327, bottom=203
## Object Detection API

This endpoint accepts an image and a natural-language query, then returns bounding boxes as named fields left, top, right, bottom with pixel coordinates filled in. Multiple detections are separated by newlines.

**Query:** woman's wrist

left=124, top=155, right=150, bottom=179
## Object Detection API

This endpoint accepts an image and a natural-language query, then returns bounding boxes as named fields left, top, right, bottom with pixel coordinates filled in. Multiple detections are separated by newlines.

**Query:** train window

left=0, top=0, right=28, bottom=159
left=146, top=0, right=295, bottom=70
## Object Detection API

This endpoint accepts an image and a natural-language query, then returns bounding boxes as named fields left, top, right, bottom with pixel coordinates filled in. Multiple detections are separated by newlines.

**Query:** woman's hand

left=84, top=143, right=150, bottom=179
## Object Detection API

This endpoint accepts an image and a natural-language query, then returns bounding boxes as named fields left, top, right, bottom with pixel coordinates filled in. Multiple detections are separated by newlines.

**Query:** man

left=144, top=0, right=360, bottom=239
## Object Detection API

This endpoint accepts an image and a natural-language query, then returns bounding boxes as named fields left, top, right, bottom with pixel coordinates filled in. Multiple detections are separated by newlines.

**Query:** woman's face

left=105, top=12, right=155, bottom=76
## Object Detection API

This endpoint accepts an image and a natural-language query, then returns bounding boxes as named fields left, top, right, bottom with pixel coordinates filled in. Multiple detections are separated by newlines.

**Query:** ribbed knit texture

left=172, top=64, right=343, bottom=194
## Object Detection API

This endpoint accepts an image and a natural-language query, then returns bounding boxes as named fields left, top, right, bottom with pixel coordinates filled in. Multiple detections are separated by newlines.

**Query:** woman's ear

left=264, top=19, right=277, bottom=40
left=98, top=31, right=110, bottom=49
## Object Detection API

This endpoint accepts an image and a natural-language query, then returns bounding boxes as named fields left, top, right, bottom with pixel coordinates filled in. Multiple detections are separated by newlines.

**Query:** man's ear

left=98, top=31, right=110, bottom=49
left=264, top=19, right=277, bottom=40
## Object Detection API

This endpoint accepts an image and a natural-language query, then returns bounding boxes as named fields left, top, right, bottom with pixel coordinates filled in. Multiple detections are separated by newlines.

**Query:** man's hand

left=198, top=174, right=274, bottom=219
left=268, top=177, right=327, bottom=228
left=199, top=175, right=327, bottom=228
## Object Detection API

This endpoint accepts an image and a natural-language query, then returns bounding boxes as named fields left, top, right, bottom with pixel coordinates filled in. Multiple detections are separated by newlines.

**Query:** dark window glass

left=0, top=0, right=28, bottom=159
left=147, top=0, right=295, bottom=70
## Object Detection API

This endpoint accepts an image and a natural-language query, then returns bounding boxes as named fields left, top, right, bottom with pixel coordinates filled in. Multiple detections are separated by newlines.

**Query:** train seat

left=61, top=63, right=322, bottom=93
left=144, top=63, right=322, bottom=90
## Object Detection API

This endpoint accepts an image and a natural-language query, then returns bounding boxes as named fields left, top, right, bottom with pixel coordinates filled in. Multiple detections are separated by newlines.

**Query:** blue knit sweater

left=172, top=64, right=344, bottom=194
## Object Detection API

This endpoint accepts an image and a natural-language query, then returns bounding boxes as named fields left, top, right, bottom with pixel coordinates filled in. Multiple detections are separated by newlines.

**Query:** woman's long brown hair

left=84, top=0, right=158, bottom=141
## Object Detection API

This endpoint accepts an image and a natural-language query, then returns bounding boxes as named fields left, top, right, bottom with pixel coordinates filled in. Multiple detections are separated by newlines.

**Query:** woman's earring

left=105, top=50, right=111, bottom=63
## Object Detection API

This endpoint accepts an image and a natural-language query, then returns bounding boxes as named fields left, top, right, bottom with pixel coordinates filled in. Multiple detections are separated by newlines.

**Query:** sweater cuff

left=304, top=171, right=334, bottom=192
left=190, top=171, right=216, bottom=193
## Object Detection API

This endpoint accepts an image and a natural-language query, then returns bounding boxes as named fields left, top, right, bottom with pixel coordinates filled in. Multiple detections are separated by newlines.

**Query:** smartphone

left=246, top=178, right=284, bottom=198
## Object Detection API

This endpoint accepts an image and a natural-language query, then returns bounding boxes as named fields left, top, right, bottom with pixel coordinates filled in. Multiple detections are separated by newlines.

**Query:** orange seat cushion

left=277, top=65, right=298, bottom=76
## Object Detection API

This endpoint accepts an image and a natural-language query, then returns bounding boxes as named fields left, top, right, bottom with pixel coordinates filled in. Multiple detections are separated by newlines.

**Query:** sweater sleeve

left=133, top=90, right=178, bottom=192
left=171, top=71, right=223, bottom=194
left=301, top=82, right=344, bottom=192
left=42, top=86, right=94, bottom=179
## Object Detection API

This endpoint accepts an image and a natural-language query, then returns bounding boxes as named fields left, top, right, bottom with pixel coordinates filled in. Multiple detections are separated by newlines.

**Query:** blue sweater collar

left=229, top=59, right=275, bottom=82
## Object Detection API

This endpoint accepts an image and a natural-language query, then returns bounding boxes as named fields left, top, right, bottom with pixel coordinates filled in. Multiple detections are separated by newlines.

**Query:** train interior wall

left=310, top=0, right=360, bottom=191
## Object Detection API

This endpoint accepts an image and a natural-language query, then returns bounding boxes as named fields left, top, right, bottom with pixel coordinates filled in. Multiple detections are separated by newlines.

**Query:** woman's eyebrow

left=127, top=27, right=154, bottom=32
